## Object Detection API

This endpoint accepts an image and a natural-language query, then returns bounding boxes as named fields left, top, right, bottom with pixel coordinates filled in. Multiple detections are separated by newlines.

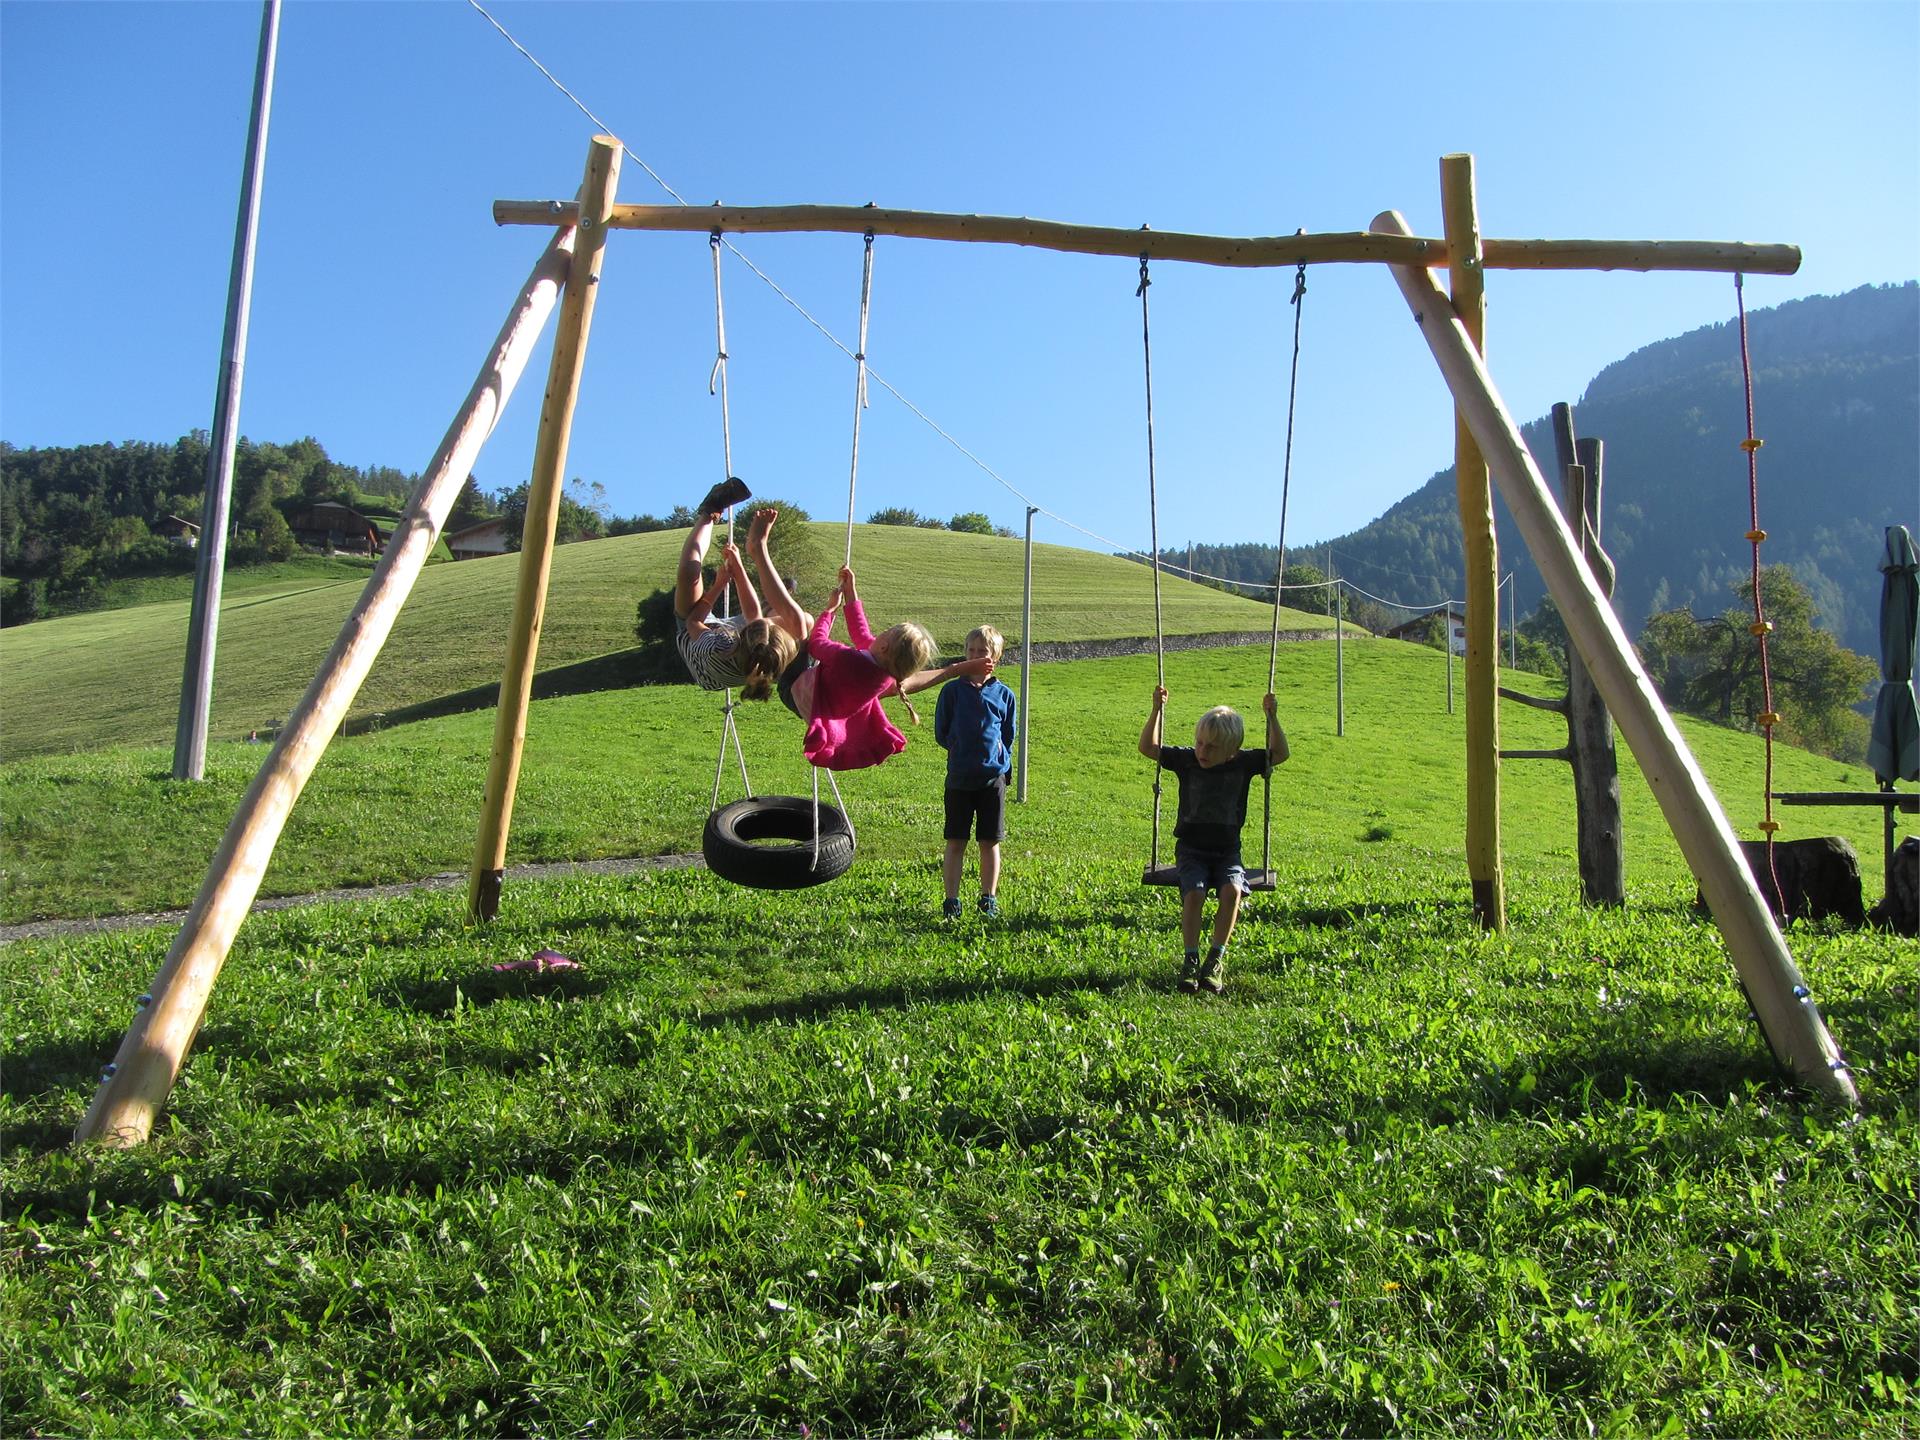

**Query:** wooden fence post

left=1552, top=405, right=1626, bottom=905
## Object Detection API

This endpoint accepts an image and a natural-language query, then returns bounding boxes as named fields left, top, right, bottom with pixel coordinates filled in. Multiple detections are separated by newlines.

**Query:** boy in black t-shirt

left=1138, top=685, right=1289, bottom=993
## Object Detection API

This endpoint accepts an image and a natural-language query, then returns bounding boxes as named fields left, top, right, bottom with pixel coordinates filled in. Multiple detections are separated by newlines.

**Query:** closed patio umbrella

left=1867, top=524, right=1919, bottom=786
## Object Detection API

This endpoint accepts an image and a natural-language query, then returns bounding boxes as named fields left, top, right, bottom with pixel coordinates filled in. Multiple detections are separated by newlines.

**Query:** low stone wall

left=991, top=629, right=1353, bottom=665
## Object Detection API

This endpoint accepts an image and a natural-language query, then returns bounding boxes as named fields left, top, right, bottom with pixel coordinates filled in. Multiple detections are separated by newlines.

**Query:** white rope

left=807, top=766, right=855, bottom=871
left=704, top=233, right=751, bottom=806
left=845, top=234, right=875, bottom=566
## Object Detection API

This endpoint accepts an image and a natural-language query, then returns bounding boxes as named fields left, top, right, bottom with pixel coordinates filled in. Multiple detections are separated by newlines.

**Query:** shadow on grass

left=1242, top=899, right=1464, bottom=931
left=366, top=967, right=609, bottom=1017
left=694, top=963, right=1146, bottom=1029
left=3, top=1032, right=122, bottom=1105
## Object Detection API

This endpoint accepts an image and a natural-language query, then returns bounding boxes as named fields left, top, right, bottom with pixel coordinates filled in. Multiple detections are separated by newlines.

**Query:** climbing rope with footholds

left=1735, top=272, right=1785, bottom=910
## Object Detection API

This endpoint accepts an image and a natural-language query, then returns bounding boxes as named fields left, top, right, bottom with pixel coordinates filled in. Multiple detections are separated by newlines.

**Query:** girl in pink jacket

left=778, top=566, right=938, bottom=771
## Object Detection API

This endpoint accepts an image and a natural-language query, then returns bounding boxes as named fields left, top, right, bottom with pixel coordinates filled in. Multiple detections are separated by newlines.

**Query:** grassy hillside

left=0, top=525, right=1325, bottom=760
left=2, top=639, right=1898, bottom=925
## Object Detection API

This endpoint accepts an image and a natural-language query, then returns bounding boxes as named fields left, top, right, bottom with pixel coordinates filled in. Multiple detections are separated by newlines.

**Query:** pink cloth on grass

left=802, top=596, right=906, bottom=771
left=492, top=949, right=579, bottom=972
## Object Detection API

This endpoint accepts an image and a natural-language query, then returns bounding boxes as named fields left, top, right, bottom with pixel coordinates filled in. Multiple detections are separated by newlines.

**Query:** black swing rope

left=1261, top=259, right=1310, bottom=879
left=1140, top=254, right=1170, bottom=875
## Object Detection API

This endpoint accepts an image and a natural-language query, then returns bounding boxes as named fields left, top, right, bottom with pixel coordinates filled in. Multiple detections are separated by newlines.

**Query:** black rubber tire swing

left=702, top=796, right=855, bottom=890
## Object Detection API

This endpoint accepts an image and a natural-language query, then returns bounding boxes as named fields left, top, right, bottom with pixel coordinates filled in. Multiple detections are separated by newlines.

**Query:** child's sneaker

left=941, top=897, right=963, bottom=920
left=1196, top=955, right=1226, bottom=994
left=1177, top=955, right=1202, bottom=994
left=697, top=476, right=751, bottom=516
left=977, top=895, right=1000, bottom=918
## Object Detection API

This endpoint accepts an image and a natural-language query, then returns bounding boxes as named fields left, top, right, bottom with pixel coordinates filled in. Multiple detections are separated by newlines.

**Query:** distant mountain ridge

left=1203, top=282, right=1917, bottom=655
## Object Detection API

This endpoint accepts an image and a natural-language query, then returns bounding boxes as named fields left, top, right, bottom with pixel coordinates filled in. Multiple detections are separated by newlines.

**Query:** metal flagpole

left=173, top=0, right=282, bottom=780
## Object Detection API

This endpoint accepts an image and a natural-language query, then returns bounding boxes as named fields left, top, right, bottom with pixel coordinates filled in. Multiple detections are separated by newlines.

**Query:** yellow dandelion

left=1382, top=1281, right=1402, bottom=1292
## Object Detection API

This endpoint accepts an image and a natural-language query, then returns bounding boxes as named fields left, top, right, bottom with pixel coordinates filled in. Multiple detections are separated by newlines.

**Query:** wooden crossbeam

left=492, top=200, right=1800, bottom=275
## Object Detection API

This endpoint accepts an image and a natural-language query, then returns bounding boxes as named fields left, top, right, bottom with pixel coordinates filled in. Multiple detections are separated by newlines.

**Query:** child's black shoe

left=1177, top=956, right=1201, bottom=994
left=977, top=895, right=1000, bottom=918
left=941, top=898, right=963, bottom=920
left=1196, top=955, right=1225, bottom=994
left=697, top=476, right=751, bottom=516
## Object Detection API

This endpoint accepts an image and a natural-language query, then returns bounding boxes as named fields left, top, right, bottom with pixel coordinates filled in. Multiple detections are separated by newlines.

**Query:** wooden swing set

left=74, top=139, right=1855, bottom=1148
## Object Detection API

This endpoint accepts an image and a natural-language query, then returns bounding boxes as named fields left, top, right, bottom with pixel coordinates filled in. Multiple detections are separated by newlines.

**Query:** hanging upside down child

left=1139, top=684, right=1289, bottom=993
left=670, top=481, right=811, bottom=700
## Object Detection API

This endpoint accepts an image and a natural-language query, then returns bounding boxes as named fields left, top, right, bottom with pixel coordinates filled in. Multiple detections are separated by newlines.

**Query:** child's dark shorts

left=776, top=642, right=814, bottom=717
left=944, top=775, right=1008, bottom=844
left=1174, top=843, right=1247, bottom=896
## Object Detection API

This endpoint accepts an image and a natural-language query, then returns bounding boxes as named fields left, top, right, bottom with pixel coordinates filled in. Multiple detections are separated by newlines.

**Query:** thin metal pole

left=1446, top=599, right=1455, bottom=714
left=1335, top=582, right=1345, bottom=738
left=173, top=0, right=280, bottom=782
left=1018, top=505, right=1036, bottom=802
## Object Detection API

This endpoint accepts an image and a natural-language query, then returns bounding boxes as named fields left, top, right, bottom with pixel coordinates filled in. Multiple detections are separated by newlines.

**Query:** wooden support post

left=73, top=228, right=577, bottom=1147
left=1552, top=409, right=1627, bottom=906
left=469, top=137, right=623, bottom=922
left=1443, top=154, right=1504, bottom=931
left=1373, top=208, right=1856, bottom=1106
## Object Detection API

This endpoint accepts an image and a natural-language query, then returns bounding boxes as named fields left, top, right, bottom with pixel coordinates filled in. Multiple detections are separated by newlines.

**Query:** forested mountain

left=1184, top=282, right=1917, bottom=655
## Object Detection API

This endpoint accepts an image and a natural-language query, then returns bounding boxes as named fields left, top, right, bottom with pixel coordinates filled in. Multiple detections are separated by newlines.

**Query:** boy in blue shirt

left=1138, top=684, right=1288, bottom=993
left=935, top=625, right=1018, bottom=917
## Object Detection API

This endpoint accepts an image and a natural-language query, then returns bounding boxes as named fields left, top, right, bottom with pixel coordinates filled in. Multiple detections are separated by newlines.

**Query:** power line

left=465, top=1, right=1488, bottom=622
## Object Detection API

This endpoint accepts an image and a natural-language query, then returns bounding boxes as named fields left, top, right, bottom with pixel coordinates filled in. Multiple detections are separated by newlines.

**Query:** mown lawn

left=2, top=643, right=1915, bottom=1436
left=3, top=867, right=1914, bottom=1435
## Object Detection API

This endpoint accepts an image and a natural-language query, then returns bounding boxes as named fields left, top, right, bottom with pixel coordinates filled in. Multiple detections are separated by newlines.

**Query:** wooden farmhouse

left=288, top=501, right=384, bottom=556
left=445, top=516, right=512, bottom=561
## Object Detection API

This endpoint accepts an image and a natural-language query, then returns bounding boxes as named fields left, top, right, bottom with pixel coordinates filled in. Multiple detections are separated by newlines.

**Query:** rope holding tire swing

left=697, top=228, right=863, bottom=890
left=706, top=228, right=753, bottom=814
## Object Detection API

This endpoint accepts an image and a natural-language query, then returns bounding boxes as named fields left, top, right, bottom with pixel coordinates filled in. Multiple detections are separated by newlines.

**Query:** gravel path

left=0, top=854, right=704, bottom=945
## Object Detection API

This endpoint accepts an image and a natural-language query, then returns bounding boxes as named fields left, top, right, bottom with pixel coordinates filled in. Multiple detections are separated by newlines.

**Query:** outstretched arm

left=1138, top=685, right=1167, bottom=761
left=1264, top=691, right=1290, bottom=769
left=900, top=655, right=993, bottom=697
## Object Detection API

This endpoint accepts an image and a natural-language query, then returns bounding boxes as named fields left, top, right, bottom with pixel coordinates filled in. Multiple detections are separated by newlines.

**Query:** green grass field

left=0, top=525, right=1322, bottom=760
left=0, top=641, right=1895, bottom=926
left=2, top=576, right=1914, bottom=1435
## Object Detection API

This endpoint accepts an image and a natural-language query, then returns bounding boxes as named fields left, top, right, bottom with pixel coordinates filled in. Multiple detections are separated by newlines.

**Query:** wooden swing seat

left=1141, top=865, right=1276, bottom=892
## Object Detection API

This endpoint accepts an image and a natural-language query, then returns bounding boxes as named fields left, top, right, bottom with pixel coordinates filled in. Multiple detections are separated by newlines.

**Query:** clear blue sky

left=3, top=1, right=1914, bottom=572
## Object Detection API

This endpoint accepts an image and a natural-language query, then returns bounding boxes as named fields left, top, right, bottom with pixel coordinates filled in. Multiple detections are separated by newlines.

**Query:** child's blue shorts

left=1174, top=846, right=1247, bottom=896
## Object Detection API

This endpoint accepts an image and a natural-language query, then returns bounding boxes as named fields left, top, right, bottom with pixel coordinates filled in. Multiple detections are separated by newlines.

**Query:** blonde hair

left=736, top=618, right=798, bottom=702
left=967, top=624, right=1005, bottom=662
left=872, top=621, right=938, bottom=725
left=1195, top=705, right=1244, bottom=750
